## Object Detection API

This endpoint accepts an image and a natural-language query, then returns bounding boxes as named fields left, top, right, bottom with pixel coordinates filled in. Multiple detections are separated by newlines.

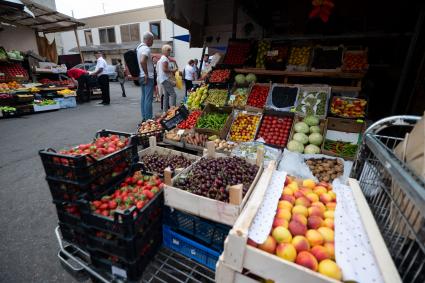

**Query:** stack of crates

left=162, top=206, right=231, bottom=271
left=40, top=130, right=164, bottom=281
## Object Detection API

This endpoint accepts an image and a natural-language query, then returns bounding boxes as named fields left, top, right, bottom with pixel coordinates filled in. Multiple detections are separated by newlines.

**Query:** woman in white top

left=183, top=59, right=195, bottom=96
left=157, top=44, right=177, bottom=112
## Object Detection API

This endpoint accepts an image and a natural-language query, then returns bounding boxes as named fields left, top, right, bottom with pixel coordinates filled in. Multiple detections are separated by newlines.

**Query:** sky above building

left=56, top=0, right=163, bottom=18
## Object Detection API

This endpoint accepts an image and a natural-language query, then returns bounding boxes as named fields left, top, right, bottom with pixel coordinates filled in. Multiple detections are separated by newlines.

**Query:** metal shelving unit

left=351, top=115, right=425, bottom=283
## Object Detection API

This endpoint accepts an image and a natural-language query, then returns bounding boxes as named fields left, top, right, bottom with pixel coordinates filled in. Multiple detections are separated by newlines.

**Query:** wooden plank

left=223, top=161, right=276, bottom=271
left=216, top=257, right=236, bottom=283
left=234, top=68, right=365, bottom=79
left=330, top=85, right=361, bottom=92
left=349, top=178, right=402, bottom=283
left=244, top=246, right=338, bottom=283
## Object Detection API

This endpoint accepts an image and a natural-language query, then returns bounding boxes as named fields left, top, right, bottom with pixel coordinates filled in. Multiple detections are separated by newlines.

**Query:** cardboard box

left=194, top=104, right=233, bottom=139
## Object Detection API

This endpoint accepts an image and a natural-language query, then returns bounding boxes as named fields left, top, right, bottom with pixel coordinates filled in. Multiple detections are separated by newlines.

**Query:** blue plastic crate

left=163, top=207, right=230, bottom=252
left=162, top=225, right=220, bottom=271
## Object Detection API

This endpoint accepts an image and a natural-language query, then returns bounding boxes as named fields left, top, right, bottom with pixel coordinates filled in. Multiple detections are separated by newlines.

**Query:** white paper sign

left=248, top=170, right=287, bottom=244
left=111, top=265, right=127, bottom=279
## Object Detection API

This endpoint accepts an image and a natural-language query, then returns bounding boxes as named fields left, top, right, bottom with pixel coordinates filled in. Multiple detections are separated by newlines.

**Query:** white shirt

left=137, top=43, right=154, bottom=79
left=157, top=55, right=170, bottom=84
left=184, top=64, right=195, bottom=81
left=201, top=60, right=209, bottom=71
left=95, top=56, right=107, bottom=76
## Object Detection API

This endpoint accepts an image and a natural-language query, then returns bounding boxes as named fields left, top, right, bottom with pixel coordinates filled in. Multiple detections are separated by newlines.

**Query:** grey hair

left=143, top=31, right=154, bottom=41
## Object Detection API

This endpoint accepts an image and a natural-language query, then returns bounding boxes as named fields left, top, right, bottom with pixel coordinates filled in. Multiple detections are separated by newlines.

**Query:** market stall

left=0, top=0, right=85, bottom=118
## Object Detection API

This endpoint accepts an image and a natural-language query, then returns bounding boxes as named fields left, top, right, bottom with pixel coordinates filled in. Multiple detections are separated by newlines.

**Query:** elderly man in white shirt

left=137, top=32, right=155, bottom=120
left=91, top=51, right=110, bottom=105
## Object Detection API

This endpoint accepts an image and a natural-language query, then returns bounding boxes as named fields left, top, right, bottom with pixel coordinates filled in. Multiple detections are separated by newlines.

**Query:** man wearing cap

left=91, top=51, right=110, bottom=105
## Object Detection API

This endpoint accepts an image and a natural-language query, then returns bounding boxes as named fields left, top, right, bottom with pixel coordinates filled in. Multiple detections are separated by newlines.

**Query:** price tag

left=177, top=129, right=185, bottom=136
left=111, top=265, right=127, bottom=279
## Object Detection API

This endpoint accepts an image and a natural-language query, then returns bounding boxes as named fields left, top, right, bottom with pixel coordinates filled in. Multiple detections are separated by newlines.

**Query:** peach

left=324, top=210, right=334, bottom=219
left=300, top=187, right=313, bottom=195
left=282, top=187, right=293, bottom=196
left=306, top=229, right=324, bottom=246
left=306, top=192, right=319, bottom=203
left=323, top=242, right=335, bottom=260
left=273, top=217, right=289, bottom=228
left=278, top=200, right=293, bottom=211
left=287, top=181, right=298, bottom=190
left=302, top=179, right=316, bottom=190
left=319, top=193, right=333, bottom=204
left=313, top=186, right=327, bottom=196
left=294, top=190, right=305, bottom=199
left=292, top=205, right=308, bottom=217
left=318, top=227, right=334, bottom=243
left=258, top=235, right=277, bottom=254
left=326, top=202, right=336, bottom=211
left=318, top=259, right=342, bottom=280
left=328, top=191, right=336, bottom=200
left=295, top=196, right=311, bottom=207
left=322, top=218, right=334, bottom=229
left=317, top=182, right=330, bottom=189
left=292, top=235, right=310, bottom=253
left=310, top=245, right=331, bottom=262
left=272, top=227, right=292, bottom=244
left=282, top=194, right=295, bottom=205
left=295, top=251, right=318, bottom=271
left=308, top=206, right=324, bottom=218
left=311, top=202, right=326, bottom=213
left=247, top=238, right=258, bottom=247
left=291, top=214, right=307, bottom=225
left=288, top=220, right=307, bottom=236
left=307, top=216, right=324, bottom=229
left=276, top=208, right=292, bottom=221
left=276, top=243, right=297, bottom=262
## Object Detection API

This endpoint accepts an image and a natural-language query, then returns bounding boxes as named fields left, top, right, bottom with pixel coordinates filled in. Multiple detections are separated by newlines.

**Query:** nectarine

left=292, top=205, right=308, bottom=217
left=296, top=251, right=318, bottom=271
left=272, top=227, right=292, bottom=244
left=318, top=259, right=342, bottom=280
left=258, top=236, right=276, bottom=254
left=317, top=227, right=334, bottom=243
left=310, top=245, right=331, bottom=262
left=306, top=229, right=324, bottom=246
left=292, top=235, right=310, bottom=253
left=276, top=243, right=297, bottom=262
left=307, top=216, right=324, bottom=229
left=288, top=220, right=307, bottom=236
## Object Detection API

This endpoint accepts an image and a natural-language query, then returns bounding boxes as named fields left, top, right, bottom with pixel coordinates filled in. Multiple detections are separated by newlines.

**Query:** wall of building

left=0, top=25, right=38, bottom=53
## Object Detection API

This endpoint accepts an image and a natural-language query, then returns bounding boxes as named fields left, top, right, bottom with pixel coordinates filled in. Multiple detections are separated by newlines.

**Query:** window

left=149, top=22, right=161, bottom=40
left=84, top=30, right=93, bottom=45
left=99, top=27, right=116, bottom=44
left=120, top=24, right=140, bottom=42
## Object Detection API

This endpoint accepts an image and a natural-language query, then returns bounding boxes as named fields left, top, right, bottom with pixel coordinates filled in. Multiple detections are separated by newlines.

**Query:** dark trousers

left=98, top=74, right=110, bottom=104
left=76, top=74, right=90, bottom=102
left=184, top=79, right=193, bottom=96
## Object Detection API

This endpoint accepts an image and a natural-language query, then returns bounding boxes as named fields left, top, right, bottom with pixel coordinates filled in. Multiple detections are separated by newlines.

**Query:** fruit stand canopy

left=0, top=0, right=85, bottom=33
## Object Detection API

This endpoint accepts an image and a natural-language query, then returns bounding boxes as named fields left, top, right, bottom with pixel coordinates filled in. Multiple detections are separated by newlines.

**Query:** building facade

left=59, top=5, right=202, bottom=70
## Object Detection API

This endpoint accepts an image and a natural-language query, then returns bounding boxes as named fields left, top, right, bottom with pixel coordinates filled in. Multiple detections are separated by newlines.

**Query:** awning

left=69, top=41, right=173, bottom=53
left=0, top=0, right=85, bottom=33
left=172, top=34, right=190, bottom=43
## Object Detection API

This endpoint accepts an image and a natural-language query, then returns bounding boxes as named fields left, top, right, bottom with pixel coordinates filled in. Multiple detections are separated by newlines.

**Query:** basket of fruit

left=310, top=46, right=344, bottom=72
left=183, top=132, right=209, bottom=152
left=341, top=49, right=368, bottom=72
left=287, top=115, right=327, bottom=155
left=329, top=96, right=367, bottom=119
left=177, top=110, right=202, bottom=130
left=136, top=119, right=164, bottom=147
left=286, top=45, right=313, bottom=72
left=222, top=39, right=254, bottom=66
left=256, top=110, right=294, bottom=149
left=256, top=40, right=271, bottom=68
left=228, top=84, right=251, bottom=109
left=204, top=88, right=229, bottom=107
left=294, top=86, right=331, bottom=119
left=207, top=68, right=233, bottom=84
left=246, top=83, right=272, bottom=111
left=186, top=85, right=208, bottom=110
left=265, top=84, right=299, bottom=112
left=165, top=145, right=264, bottom=226
left=227, top=110, right=262, bottom=143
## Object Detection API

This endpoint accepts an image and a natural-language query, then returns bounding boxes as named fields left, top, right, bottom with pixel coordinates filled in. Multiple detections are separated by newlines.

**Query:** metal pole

left=73, top=26, right=85, bottom=63
left=199, top=41, right=206, bottom=78
left=232, top=0, right=238, bottom=39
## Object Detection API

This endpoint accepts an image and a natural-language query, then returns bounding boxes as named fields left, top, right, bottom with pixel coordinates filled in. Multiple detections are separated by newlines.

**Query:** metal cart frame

left=351, top=115, right=425, bottom=283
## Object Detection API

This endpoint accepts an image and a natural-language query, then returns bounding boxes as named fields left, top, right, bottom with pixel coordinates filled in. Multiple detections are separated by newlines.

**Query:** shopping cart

left=351, top=115, right=425, bottom=283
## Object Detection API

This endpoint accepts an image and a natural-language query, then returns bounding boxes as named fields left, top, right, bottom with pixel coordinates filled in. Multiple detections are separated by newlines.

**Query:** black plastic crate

left=56, top=202, right=82, bottom=227
left=86, top=219, right=162, bottom=262
left=46, top=164, right=130, bottom=203
left=79, top=189, right=164, bottom=238
left=135, top=129, right=164, bottom=148
left=160, top=105, right=189, bottom=131
left=59, top=222, right=87, bottom=249
left=39, top=130, right=138, bottom=184
left=163, top=207, right=231, bottom=252
left=89, top=228, right=162, bottom=282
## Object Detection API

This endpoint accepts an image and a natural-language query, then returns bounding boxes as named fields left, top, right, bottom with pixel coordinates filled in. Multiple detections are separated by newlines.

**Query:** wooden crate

left=216, top=178, right=401, bottom=283
left=195, top=104, right=233, bottom=139
left=245, top=82, right=272, bottom=113
left=163, top=143, right=265, bottom=226
left=138, top=137, right=201, bottom=175
left=287, top=115, right=327, bottom=152
left=226, top=109, right=263, bottom=143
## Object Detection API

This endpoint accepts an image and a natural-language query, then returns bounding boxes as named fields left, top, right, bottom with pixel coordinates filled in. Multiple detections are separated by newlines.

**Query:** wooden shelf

left=234, top=68, right=365, bottom=79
